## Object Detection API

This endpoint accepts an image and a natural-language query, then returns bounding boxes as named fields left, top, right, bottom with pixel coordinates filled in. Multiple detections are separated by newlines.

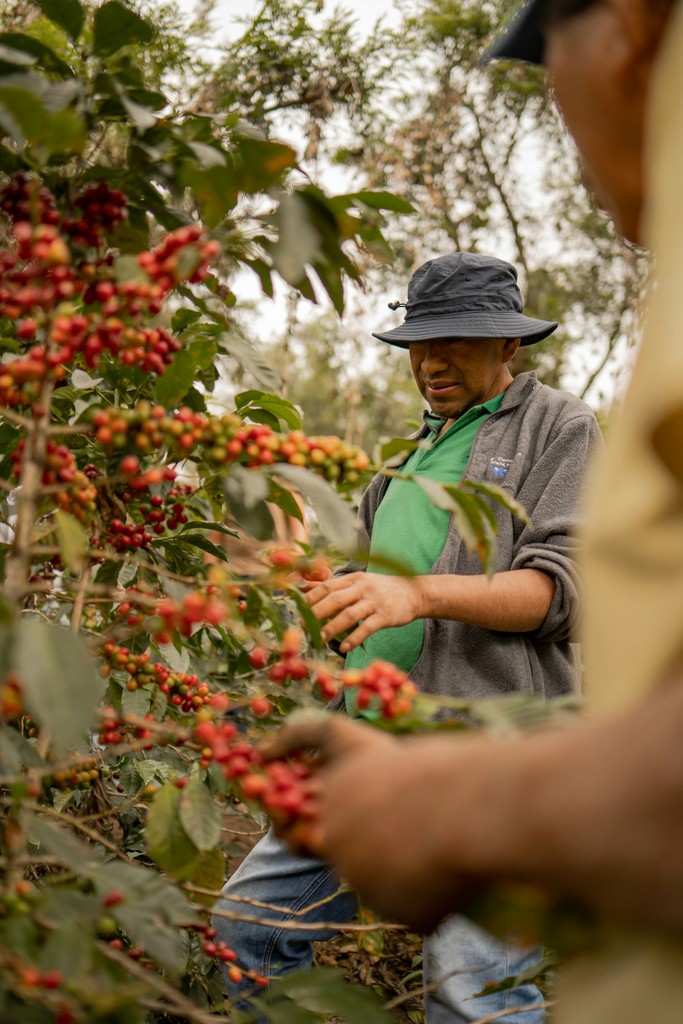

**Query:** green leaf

left=463, top=479, right=531, bottom=524
left=235, top=390, right=302, bottom=431
left=146, top=783, right=201, bottom=876
left=179, top=163, right=238, bottom=227
left=0, top=84, right=84, bottom=156
left=34, top=0, right=84, bottom=41
left=178, top=775, right=222, bottom=852
left=28, top=815, right=105, bottom=874
left=0, top=34, right=73, bottom=77
left=113, top=253, right=148, bottom=285
left=378, top=437, right=422, bottom=467
left=276, top=967, right=393, bottom=1023
left=0, top=44, right=35, bottom=70
left=93, top=860, right=197, bottom=973
left=218, top=333, right=281, bottom=391
left=0, top=722, right=44, bottom=773
left=267, top=464, right=357, bottom=555
left=121, top=685, right=152, bottom=717
left=14, top=622, right=104, bottom=751
left=223, top=465, right=274, bottom=542
left=55, top=510, right=87, bottom=573
left=92, top=1, right=154, bottom=57
left=173, top=847, right=225, bottom=906
left=119, top=92, right=157, bottom=132
left=173, top=533, right=228, bottom=562
left=179, top=520, right=239, bottom=538
left=268, top=480, right=304, bottom=524
left=154, top=339, right=217, bottom=407
left=349, top=190, right=415, bottom=214
left=272, top=192, right=320, bottom=286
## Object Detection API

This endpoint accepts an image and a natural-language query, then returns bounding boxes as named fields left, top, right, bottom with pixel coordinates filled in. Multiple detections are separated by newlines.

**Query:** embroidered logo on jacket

left=489, top=457, right=514, bottom=481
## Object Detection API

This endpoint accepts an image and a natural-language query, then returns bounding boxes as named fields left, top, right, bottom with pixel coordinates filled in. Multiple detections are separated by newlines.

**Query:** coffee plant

left=0, top=3, right=547, bottom=1022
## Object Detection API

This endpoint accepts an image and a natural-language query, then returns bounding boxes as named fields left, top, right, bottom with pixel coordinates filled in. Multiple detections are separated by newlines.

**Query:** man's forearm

left=414, top=568, right=555, bottom=632
left=440, top=675, right=683, bottom=931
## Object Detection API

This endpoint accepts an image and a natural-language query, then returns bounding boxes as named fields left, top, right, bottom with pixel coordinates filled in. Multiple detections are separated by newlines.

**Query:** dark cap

left=373, top=252, right=557, bottom=349
left=483, top=0, right=547, bottom=66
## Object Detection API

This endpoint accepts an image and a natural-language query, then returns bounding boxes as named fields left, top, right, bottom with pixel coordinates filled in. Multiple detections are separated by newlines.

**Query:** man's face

left=544, top=0, right=669, bottom=244
left=408, top=337, right=518, bottom=419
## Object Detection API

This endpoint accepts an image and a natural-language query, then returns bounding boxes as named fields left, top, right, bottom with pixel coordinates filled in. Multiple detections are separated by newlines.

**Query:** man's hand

left=262, top=716, right=480, bottom=933
left=305, top=572, right=424, bottom=652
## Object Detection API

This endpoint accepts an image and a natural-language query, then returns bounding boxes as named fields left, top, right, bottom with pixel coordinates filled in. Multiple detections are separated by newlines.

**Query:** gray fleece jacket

left=339, top=372, right=603, bottom=701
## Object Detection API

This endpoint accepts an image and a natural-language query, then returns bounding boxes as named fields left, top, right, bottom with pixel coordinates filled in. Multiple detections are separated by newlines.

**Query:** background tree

left=199, top=0, right=646, bottom=435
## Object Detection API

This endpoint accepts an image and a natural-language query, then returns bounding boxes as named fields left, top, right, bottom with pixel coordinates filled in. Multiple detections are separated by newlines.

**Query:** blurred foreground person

left=267, top=1, right=683, bottom=1022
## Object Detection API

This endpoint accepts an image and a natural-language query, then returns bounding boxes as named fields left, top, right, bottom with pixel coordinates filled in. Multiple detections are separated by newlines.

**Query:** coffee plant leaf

left=178, top=775, right=222, bottom=852
left=55, top=510, right=87, bottom=574
left=15, top=622, right=104, bottom=751
left=120, top=685, right=152, bottom=717
left=346, top=190, right=415, bottom=214
left=236, top=390, right=303, bottom=431
left=218, top=332, right=281, bottom=391
left=146, top=782, right=202, bottom=876
left=40, top=919, right=94, bottom=978
left=377, top=436, right=423, bottom=468
left=92, top=1, right=154, bottom=58
left=93, top=861, right=197, bottom=973
left=28, top=815, right=105, bottom=875
left=275, top=966, right=393, bottom=1023
left=172, top=846, right=225, bottom=904
left=269, top=464, right=357, bottom=555
left=154, top=338, right=218, bottom=407
left=0, top=722, right=43, bottom=773
left=223, top=465, right=274, bottom=541
left=0, top=33, right=73, bottom=78
left=462, top=479, right=531, bottom=524
left=34, top=0, right=84, bottom=41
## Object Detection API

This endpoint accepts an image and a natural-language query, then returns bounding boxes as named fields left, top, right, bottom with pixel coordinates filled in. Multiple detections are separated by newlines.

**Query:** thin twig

left=470, top=1002, right=554, bottom=1024
left=184, top=884, right=355, bottom=919
left=209, top=904, right=404, bottom=932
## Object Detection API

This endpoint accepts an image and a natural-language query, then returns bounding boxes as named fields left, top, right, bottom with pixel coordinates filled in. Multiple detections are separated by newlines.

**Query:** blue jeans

left=212, top=830, right=545, bottom=1023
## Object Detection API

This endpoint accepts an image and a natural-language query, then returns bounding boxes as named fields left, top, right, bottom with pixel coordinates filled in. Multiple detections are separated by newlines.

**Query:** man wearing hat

left=214, top=250, right=601, bottom=1023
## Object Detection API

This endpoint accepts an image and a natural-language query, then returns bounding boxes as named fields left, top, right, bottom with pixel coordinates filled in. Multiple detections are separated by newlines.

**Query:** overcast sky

left=175, top=0, right=400, bottom=46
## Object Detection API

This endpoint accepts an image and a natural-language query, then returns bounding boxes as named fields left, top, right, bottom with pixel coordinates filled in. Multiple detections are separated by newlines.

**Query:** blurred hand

left=262, top=715, right=479, bottom=933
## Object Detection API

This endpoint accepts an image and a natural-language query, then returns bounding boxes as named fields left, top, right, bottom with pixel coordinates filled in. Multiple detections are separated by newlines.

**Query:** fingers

left=261, top=713, right=391, bottom=765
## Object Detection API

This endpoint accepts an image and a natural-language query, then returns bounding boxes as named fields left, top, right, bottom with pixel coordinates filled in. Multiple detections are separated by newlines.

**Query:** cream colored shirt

left=558, top=5, right=683, bottom=1020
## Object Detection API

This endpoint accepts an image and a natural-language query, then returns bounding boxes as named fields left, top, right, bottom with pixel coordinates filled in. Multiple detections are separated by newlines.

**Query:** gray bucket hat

left=482, top=0, right=548, bottom=66
left=373, top=252, right=558, bottom=349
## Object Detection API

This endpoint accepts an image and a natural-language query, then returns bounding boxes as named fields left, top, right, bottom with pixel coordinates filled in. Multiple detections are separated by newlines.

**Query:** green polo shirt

left=344, top=392, right=504, bottom=710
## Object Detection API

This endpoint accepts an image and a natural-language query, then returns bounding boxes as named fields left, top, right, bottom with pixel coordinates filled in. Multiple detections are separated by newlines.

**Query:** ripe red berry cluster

left=0, top=172, right=60, bottom=226
left=10, top=441, right=98, bottom=522
left=0, top=177, right=222, bottom=406
left=103, top=469, right=192, bottom=552
left=98, top=707, right=125, bottom=746
left=188, top=923, right=269, bottom=986
left=17, top=965, right=64, bottom=990
left=341, top=659, right=417, bottom=719
left=0, top=673, right=23, bottom=719
left=100, top=641, right=214, bottom=713
left=62, top=182, right=128, bottom=247
left=43, top=757, right=101, bottom=792
left=266, top=627, right=309, bottom=685
left=154, top=590, right=229, bottom=643
left=137, top=224, right=220, bottom=291
left=87, top=403, right=371, bottom=485
left=193, top=719, right=316, bottom=826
